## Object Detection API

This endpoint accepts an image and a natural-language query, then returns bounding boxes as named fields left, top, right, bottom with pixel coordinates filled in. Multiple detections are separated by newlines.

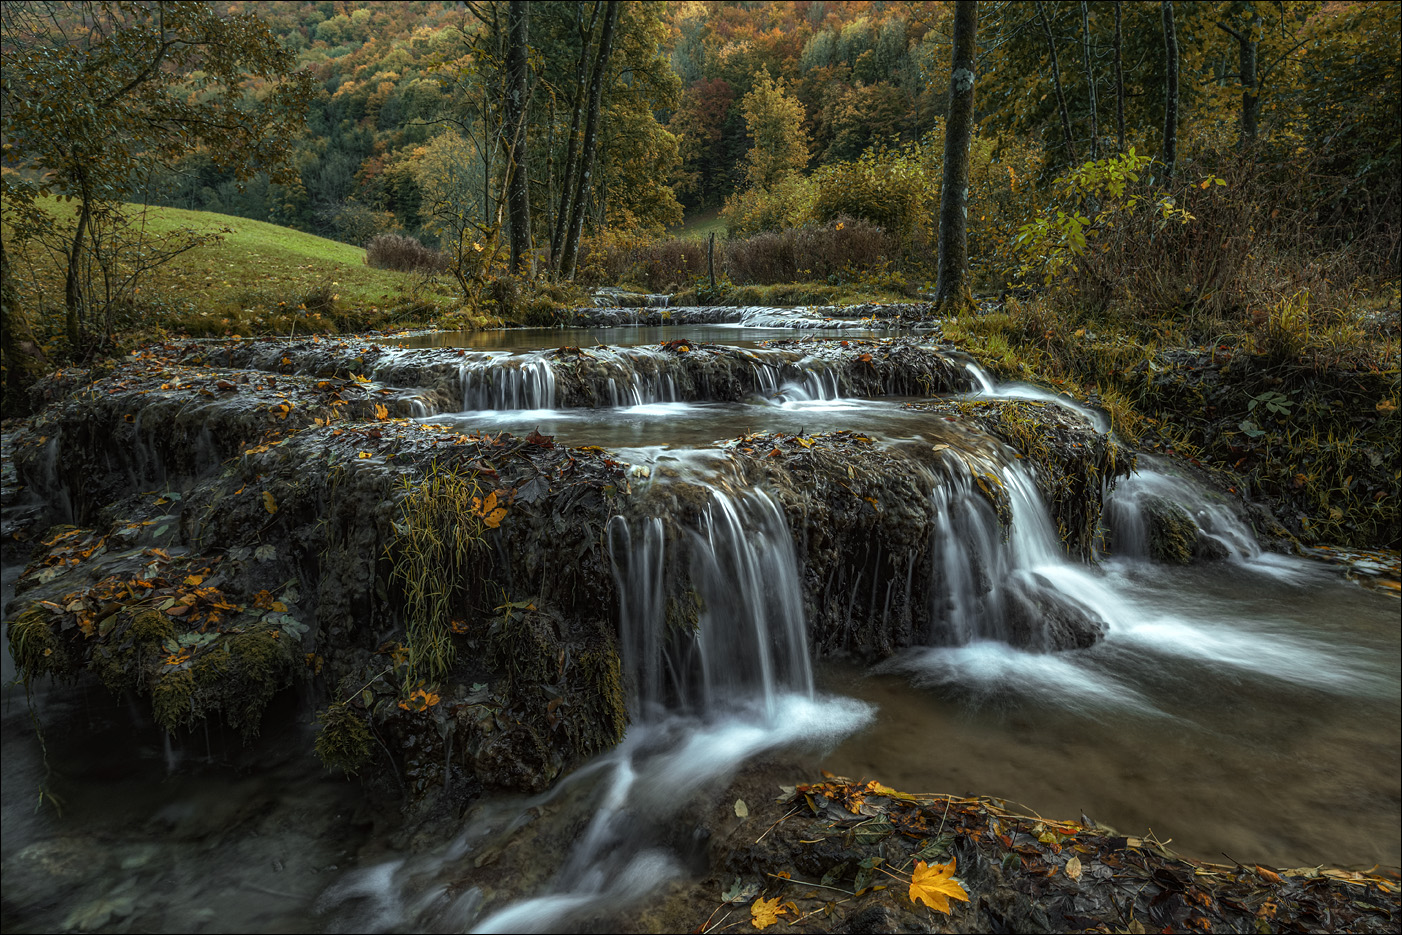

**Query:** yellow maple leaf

left=262, top=491, right=278, bottom=514
left=374, top=403, right=389, bottom=420
left=750, top=896, right=788, bottom=930
left=909, top=858, right=970, bottom=914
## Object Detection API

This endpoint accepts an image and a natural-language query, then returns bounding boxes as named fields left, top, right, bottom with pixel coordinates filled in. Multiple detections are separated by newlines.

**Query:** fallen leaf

left=750, top=896, right=787, bottom=930
left=1066, top=856, right=1083, bottom=880
left=262, top=491, right=277, bottom=514
left=735, top=798, right=749, bottom=818
left=909, top=858, right=970, bottom=914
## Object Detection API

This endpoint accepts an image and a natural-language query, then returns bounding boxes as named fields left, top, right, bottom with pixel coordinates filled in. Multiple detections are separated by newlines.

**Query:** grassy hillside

left=4, top=200, right=464, bottom=349
left=669, top=208, right=727, bottom=240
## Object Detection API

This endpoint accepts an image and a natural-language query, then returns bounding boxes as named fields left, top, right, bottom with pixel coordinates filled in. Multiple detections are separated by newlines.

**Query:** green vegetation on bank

left=942, top=289, right=1401, bottom=550
left=1, top=200, right=478, bottom=354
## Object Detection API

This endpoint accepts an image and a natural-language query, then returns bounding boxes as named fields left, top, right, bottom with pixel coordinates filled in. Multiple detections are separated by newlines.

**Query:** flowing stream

left=2, top=321, right=1398, bottom=933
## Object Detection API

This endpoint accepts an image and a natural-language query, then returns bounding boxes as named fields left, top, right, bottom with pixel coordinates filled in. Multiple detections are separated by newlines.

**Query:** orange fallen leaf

left=262, top=491, right=278, bottom=514
left=909, top=858, right=970, bottom=914
left=374, top=403, right=389, bottom=420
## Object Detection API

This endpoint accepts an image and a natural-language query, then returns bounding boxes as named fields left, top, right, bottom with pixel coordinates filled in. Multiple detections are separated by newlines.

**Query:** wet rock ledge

left=6, top=336, right=1123, bottom=801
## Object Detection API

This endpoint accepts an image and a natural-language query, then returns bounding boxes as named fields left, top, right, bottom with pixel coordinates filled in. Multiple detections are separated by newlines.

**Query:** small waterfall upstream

left=453, top=349, right=855, bottom=413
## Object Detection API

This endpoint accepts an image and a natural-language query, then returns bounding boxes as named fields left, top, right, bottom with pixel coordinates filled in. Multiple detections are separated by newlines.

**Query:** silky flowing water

left=2, top=321, right=1398, bottom=933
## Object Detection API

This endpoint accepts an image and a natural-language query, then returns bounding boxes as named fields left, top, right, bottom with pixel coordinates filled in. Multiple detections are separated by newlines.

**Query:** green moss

left=152, top=667, right=198, bottom=732
left=574, top=647, right=629, bottom=755
left=149, top=625, right=296, bottom=738
left=1143, top=496, right=1199, bottom=565
left=314, top=704, right=374, bottom=774
left=7, top=607, right=74, bottom=685
left=390, top=461, right=491, bottom=683
left=92, top=610, right=174, bottom=695
left=664, top=589, right=703, bottom=635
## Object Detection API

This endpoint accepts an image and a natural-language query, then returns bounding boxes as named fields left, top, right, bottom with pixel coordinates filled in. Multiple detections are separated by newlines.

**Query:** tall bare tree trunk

left=1037, top=2, right=1077, bottom=168
left=1080, top=1, right=1098, bottom=161
left=1240, top=7, right=1260, bottom=147
left=551, top=1, right=598, bottom=270
left=935, top=0, right=978, bottom=312
left=1162, top=0, right=1179, bottom=178
left=1114, top=4, right=1125, bottom=151
left=560, top=0, right=619, bottom=281
left=505, top=0, right=531, bottom=274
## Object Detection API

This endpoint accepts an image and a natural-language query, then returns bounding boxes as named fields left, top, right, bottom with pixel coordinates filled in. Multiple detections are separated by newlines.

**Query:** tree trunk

left=560, top=0, right=619, bottom=281
left=1162, top=0, right=1179, bottom=178
left=505, top=0, right=531, bottom=274
left=1239, top=5, right=1261, bottom=148
left=934, top=0, right=978, bottom=312
left=707, top=231, right=716, bottom=290
left=551, top=1, right=598, bottom=270
left=63, top=193, right=91, bottom=348
left=1114, top=4, right=1125, bottom=151
left=1036, top=2, right=1077, bottom=168
left=1081, top=1, right=1098, bottom=161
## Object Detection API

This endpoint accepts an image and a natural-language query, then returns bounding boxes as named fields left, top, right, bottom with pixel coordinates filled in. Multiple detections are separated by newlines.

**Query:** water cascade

left=4, top=324, right=1397, bottom=935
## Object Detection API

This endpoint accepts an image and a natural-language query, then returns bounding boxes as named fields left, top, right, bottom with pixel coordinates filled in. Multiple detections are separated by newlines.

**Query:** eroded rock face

left=5, top=336, right=1133, bottom=799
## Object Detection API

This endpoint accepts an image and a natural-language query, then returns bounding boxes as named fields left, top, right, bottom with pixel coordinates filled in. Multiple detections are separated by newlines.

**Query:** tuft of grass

left=389, top=461, right=493, bottom=684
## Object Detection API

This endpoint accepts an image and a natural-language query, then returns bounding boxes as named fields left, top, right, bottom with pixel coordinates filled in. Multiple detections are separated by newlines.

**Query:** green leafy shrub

left=720, top=174, right=817, bottom=237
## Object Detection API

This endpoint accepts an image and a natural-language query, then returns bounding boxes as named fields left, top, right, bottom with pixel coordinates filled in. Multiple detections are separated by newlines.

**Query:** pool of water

left=375, top=324, right=885, bottom=352
left=809, top=554, right=1401, bottom=872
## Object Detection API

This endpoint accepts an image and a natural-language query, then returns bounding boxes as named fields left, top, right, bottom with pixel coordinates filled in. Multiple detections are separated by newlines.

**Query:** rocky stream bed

left=2, top=322, right=1397, bottom=933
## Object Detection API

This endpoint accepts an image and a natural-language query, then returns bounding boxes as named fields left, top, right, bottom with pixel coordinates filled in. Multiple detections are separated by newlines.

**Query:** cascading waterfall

left=927, top=452, right=1122, bottom=650
left=609, top=488, right=813, bottom=721
left=459, top=483, right=860, bottom=933
left=461, top=357, right=558, bottom=410
left=1102, top=455, right=1260, bottom=561
left=452, top=348, right=857, bottom=413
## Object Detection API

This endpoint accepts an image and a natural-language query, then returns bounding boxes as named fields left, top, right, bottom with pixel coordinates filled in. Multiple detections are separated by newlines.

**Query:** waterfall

left=927, top=452, right=1126, bottom=651
left=608, top=487, right=813, bottom=721
left=460, top=357, right=557, bottom=410
left=1102, top=456, right=1259, bottom=561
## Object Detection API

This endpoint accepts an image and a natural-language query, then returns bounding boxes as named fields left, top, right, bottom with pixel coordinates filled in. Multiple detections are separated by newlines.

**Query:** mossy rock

left=150, top=625, right=299, bottom=738
left=91, top=610, right=176, bottom=696
left=1143, top=495, right=1200, bottom=565
left=314, top=704, right=375, bottom=775
left=6, top=606, right=79, bottom=684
